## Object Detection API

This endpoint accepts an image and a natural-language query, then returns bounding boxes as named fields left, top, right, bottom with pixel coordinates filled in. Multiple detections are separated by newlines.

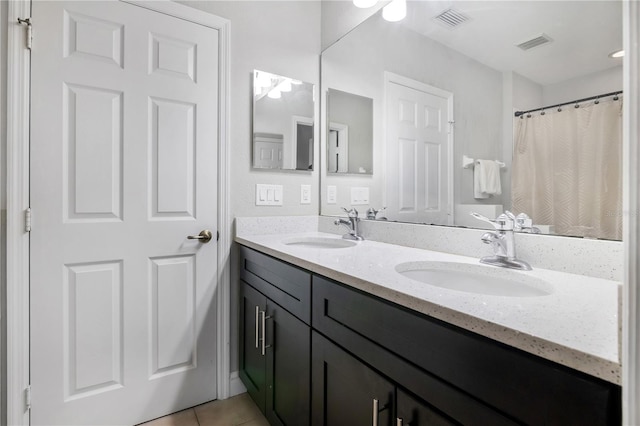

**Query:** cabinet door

left=312, top=332, right=394, bottom=426
left=396, top=388, right=458, bottom=426
left=239, top=281, right=267, bottom=412
left=265, top=302, right=311, bottom=426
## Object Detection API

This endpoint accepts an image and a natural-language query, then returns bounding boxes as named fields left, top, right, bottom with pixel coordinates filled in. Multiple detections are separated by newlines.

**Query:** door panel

left=312, top=332, right=394, bottom=426
left=266, top=302, right=310, bottom=426
left=396, top=388, right=457, bottom=426
left=149, top=255, right=196, bottom=377
left=240, top=282, right=267, bottom=413
left=64, top=261, right=124, bottom=400
left=30, top=1, right=219, bottom=424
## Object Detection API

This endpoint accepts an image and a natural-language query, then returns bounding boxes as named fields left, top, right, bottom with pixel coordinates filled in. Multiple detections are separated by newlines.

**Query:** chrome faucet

left=334, top=208, right=364, bottom=241
left=514, top=213, right=541, bottom=234
left=470, top=211, right=532, bottom=271
left=366, top=207, right=387, bottom=221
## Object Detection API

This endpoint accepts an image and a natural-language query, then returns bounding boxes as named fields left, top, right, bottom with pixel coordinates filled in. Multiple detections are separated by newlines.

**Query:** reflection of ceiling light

left=609, top=49, right=624, bottom=58
left=382, top=0, right=406, bottom=22
left=279, top=80, right=292, bottom=92
left=353, top=0, right=377, bottom=8
left=255, top=71, right=272, bottom=88
left=268, top=89, right=281, bottom=99
left=291, top=80, right=303, bottom=85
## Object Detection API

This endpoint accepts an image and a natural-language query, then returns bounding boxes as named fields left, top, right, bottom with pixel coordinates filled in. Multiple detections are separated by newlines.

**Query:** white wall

left=178, top=0, right=321, bottom=376
left=321, top=13, right=504, bottom=216
left=513, top=72, right=543, bottom=111
left=179, top=1, right=320, bottom=220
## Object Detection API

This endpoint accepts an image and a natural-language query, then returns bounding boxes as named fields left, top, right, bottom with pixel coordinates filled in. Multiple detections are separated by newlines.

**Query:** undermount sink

left=396, top=261, right=553, bottom=297
left=283, top=237, right=357, bottom=249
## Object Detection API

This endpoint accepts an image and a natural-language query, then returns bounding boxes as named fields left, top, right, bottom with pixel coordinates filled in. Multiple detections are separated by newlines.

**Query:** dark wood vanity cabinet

left=239, top=247, right=311, bottom=425
left=238, top=246, right=621, bottom=426
left=312, top=275, right=621, bottom=426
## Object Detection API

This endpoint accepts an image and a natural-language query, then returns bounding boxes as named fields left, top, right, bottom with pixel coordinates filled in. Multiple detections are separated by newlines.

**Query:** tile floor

left=139, top=393, right=269, bottom=426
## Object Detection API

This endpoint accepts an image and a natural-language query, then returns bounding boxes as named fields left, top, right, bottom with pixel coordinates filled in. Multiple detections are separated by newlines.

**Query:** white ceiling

left=399, top=0, right=622, bottom=86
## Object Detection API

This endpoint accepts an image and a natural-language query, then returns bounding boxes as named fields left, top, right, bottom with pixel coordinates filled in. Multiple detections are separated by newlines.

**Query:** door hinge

left=17, top=17, right=32, bottom=50
left=25, top=208, right=32, bottom=233
left=25, top=385, right=32, bottom=411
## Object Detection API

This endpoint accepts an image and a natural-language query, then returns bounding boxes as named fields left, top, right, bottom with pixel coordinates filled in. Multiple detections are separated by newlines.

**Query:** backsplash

left=235, top=215, right=622, bottom=281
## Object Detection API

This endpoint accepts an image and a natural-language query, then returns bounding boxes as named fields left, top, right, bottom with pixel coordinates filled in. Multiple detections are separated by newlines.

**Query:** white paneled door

left=29, top=2, right=219, bottom=424
left=385, top=76, right=453, bottom=225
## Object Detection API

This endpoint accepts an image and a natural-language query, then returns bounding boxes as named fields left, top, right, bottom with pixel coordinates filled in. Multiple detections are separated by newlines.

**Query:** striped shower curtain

left=511, top=97, right=623, bottom=240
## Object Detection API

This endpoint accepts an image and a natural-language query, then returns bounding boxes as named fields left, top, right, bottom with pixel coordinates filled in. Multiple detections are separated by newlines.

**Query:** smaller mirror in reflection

left=327, top=88, right=373, bottom=174
left=253, top=70, right=315, bottom=171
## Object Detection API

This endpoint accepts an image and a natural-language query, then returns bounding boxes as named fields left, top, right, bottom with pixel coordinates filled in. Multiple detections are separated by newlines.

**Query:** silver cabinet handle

left=372, top=399, right=379, bottom=426
left=260, top=310, right=272, bottom=356
left=396, top=418, right=403, bottom=426
left=254, top=306, right=259, bottom=349
left=187, top=230, right=213, bottom=243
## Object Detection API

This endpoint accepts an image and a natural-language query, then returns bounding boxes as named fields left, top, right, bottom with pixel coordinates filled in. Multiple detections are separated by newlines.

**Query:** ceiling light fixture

left=382, top=0, right=406, bottom=22
left=353, top=0, right=377, bottom=8
left=609, top=49, right=624, bottom=58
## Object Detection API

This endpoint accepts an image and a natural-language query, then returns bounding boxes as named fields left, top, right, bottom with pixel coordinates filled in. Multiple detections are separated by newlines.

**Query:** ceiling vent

left=517, top=34, right=553, bottom=51
left=433, top=8, right=470, bottom=29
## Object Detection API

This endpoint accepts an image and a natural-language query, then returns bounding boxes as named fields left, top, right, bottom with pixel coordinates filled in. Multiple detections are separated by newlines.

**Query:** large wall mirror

left=320, top=1, right=623, bottom=240
left=253, top=70, right=315, bottom=171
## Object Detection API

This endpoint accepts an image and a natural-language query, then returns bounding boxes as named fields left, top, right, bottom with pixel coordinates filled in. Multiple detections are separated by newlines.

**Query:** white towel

left=474, top=159, right=502, bottom=199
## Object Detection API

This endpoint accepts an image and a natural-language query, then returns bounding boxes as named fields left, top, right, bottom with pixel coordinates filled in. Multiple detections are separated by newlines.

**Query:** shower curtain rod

left=514, top=90, right=623, bottom=117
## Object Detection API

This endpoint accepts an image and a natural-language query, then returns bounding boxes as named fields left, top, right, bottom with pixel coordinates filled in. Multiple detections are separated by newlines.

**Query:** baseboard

left=229, top=371, right=247, bottom=397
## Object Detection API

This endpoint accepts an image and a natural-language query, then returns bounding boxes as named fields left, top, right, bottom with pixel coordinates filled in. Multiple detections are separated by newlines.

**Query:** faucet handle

left=470, top=212, right=495, bottom=225
left=504, top=211, right=517, bottom=221
left=470, top=212, right=513, bottom=231
left=341, top=207, right=359, bottom=218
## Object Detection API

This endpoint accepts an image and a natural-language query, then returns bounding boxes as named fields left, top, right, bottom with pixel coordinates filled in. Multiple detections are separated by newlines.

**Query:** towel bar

left=463, top=155, right=506, bottom=169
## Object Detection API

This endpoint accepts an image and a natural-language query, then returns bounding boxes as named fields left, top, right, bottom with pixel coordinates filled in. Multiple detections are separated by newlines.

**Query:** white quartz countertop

left=235, top=231, right=621, bottom=384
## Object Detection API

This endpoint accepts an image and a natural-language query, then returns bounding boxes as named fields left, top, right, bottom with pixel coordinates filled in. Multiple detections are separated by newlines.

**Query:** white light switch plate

left=350, top=187, right=369, bottom=205
left=327, top=185, right=337, bottom=204
left=300, top=185, right=311, bottom=204
left=256, top=184, right=283, bottom=206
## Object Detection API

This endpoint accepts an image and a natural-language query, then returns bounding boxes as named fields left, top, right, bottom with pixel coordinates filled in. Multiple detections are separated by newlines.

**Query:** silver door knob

left=187, top=230, right=213, bottom=243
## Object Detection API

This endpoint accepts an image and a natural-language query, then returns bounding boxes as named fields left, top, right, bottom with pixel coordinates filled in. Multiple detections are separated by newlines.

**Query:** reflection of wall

left=254, top=87, right=313, bottom=169
left=321, top=13, right=503, bottom=216
left=328, top=90, right=373, bottom=173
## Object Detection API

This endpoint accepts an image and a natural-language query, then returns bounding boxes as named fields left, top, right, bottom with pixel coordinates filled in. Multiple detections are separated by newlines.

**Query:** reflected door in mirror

left=386, top=76, right=453, bottom=225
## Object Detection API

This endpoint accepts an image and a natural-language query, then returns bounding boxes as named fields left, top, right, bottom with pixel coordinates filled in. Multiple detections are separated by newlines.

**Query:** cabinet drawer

left=240, top=246, right=311, bottom=324
left=313, top=275, right=620, bottom=425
